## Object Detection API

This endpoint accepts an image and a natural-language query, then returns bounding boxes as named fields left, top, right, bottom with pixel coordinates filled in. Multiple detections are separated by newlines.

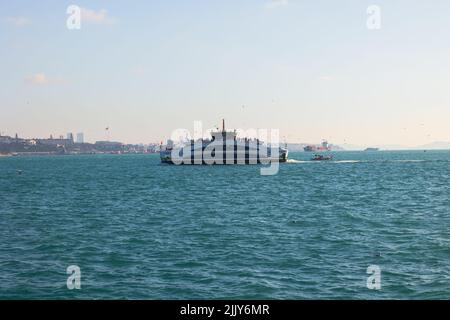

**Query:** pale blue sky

left=1, top=0, right=450, bottom=145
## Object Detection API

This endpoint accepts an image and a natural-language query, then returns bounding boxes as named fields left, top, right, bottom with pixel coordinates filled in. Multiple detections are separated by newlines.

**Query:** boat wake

left=286, top=159, right=362, bottom=164
left=286, top=158, right=446, bottom=165
left=286, top=159, right=312, bottom=164
left=392, top=160, right=425, bottom=163
left=333, top=160, right=362, bottom=163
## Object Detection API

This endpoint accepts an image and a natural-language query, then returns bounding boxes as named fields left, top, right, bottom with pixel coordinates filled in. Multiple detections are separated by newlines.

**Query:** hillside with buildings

left=0, top=133, right=159, bottom=156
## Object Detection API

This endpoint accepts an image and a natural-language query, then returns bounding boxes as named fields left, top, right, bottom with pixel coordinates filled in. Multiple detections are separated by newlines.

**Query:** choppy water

left=1, top=150, right=450, bottom=299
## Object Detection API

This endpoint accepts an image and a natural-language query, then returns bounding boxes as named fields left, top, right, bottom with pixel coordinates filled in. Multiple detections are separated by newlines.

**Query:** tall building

left=76, top=133, right=84, bottom=144
left=67, top=133, right=74, bottom=142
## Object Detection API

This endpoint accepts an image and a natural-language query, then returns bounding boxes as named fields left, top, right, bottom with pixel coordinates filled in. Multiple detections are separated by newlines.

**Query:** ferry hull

left=160, top=150, right=288, bottom=165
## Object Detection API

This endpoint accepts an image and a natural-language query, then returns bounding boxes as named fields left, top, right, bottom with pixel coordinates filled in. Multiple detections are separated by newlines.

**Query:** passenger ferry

left=160, top=120, right=288, bottom=165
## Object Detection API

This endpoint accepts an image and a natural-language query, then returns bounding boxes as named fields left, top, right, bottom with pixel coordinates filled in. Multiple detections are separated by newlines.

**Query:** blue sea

left=1, top=150, right=450, bottom=299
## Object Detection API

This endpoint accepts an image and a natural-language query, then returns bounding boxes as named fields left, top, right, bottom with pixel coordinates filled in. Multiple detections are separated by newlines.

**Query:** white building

left=76, top=132, right=84, bottom=144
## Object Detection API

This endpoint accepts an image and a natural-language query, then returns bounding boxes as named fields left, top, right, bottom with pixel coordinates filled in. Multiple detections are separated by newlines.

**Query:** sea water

left=0, top=150, right=449, bottom=299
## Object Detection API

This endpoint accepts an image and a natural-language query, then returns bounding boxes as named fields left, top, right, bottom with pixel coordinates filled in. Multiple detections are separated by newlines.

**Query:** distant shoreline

left=0, top=152, right=157, bottom=157
left=2, top=149, right=450, bottom=159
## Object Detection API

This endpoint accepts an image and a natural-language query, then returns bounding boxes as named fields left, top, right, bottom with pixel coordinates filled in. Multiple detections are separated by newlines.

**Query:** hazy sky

left=1, top=0, right=450, bottom=146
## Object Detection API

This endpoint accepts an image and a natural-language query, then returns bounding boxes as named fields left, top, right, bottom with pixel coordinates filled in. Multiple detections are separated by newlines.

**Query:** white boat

left=160, top=120, right=288, bottom=165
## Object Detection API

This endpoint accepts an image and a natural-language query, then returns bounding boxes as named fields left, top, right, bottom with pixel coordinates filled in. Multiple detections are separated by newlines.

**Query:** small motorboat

left=311, top=154, right=333, bottom=161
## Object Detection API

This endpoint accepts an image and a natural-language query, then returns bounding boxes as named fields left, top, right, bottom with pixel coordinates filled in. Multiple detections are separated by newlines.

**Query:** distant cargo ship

left=160, top=120, right=288, bottom=165
left=364, top=147, right=379, bottom=151
left=304, top=140, right=331, bottom=152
